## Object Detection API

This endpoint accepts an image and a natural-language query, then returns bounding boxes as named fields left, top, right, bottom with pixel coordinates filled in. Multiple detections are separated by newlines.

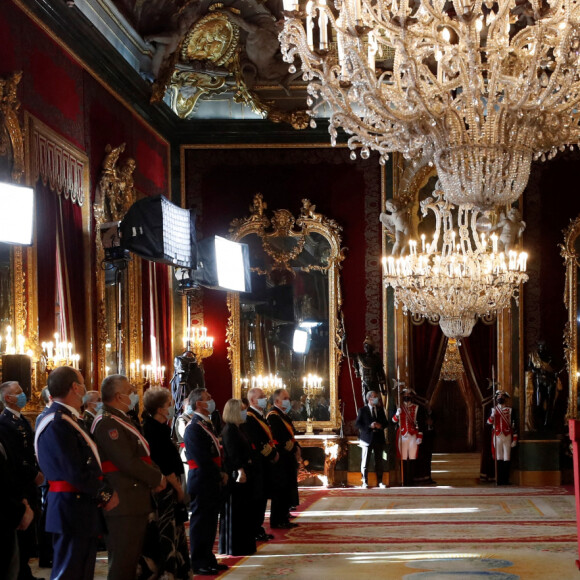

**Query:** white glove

left=417, top=438, right=422, bottom=445
left=396, top=408, right=401, bottom=416
left=511, top=440, right=517, bottom=448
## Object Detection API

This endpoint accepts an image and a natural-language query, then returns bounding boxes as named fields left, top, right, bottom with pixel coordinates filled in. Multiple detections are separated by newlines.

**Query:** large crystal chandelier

left=280, top=0, right=580, bottom=209
left=382, top=193, right=528, bottom=338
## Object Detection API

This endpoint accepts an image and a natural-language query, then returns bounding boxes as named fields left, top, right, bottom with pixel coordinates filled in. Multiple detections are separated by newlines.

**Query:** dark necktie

left=372, top=407, right=376, bottom=420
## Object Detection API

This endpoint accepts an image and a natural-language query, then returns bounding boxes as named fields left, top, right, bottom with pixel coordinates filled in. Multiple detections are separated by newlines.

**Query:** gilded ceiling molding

left=31, top=122, right=86, bottom=206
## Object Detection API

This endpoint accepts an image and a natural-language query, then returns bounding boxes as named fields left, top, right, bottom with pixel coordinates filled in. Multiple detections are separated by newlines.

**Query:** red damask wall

left=1, top=1, right=170, bottom=385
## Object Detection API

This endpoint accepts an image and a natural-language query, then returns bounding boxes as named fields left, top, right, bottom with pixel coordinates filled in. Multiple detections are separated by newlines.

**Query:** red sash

left=187, top=457, right=222, bottom=469
left=101, top=456, right=152, bottom=473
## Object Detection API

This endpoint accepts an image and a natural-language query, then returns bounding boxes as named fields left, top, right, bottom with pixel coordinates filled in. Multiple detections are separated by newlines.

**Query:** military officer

left=184, top=387, right=229, bottom=576
left=35, top=366, right=119, bottom=580
left=393, top=388, right=423, bottom=486
left=244, top=387, right=279, bottom=542
left=0, top=380, right=44, bottom=580
left=488, top=389, right=518, bottom=485
left=81, top=390, right=101, bottom=433
left=92, top=374, right=166, bottom=580
left=267, top=388, right=300, bottom=528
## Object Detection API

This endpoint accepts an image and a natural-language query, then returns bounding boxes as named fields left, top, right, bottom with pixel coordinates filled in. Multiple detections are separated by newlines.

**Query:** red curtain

left=36, top=178, right=57, bottom=341
left=410, top=320, right=447, bottom=400
left=459, top=321, right=497, bottom=480
left=58, top=196, right=86, bottom=366
left=141, top=260, right=171, bottom=388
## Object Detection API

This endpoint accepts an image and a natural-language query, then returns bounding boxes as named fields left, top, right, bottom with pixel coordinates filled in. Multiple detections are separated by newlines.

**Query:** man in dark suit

left=355, top=390, right=388, bottom=488
left=267, top=388, right=300, bottom=529
left=184, top=387, right=228, bottom=576
left=0, top=380, right=44, bottom=580
left=80, top=390, right=101, bottom=433
left=0, top=435, right=34, bottom=580
left=243, top=387, right=279, bottom=542
left=35, top=366, right=119, bottom=580
left=92, top=374, right=165, bottom=580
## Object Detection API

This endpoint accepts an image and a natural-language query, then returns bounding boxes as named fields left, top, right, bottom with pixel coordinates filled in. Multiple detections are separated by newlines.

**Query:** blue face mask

left=257, top=398, right=268, bottom=409
left=240, top=409, right=248, bottom=422
left=95, top=402, right=104, bottom=412
left=167, top=406, right=175, bottom=420
left=129, top=393, right=139, bottom=410
left=16, top=392, right=27, bottom=409
left=370, top=397, right=379, bottom=406
left=186, top=405, right=194, bottom=416
left=205, top=399, right=216, bottom=415
left=281, top=399, right=292, bottom=413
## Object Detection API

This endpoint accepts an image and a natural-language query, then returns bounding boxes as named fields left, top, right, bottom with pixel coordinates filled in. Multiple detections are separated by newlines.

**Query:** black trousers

left=189, top=491, right=220, bottom=571
left=361, top=441, right=385, bottom=484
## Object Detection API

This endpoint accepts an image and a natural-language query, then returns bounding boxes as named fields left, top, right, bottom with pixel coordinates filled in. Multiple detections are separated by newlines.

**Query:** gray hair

left=222, top=398, right=243, bottom=425
left=101, top=374, right=128, bottom=403
left=82, top=390, right=100, bottom=406
left=0, top=381, right=18, bottom=403
left=188, top=387, right=207, bottom=410
left=40, top=386, right=51, bottom=405
left=366, top=391, right=377, bottom=402
left=247, top=387, right=263, bottom=405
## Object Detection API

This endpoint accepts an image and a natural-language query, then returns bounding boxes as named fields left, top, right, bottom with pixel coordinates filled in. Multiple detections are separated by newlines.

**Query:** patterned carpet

left=219, top=486, right=580, bottom=580
left=30, top=485, right=580, bottom=579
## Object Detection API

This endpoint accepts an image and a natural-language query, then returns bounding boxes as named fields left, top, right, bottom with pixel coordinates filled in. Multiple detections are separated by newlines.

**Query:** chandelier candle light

left=184, top=326, right=214, bottom=361
left=382, top=193, right=528, bottom=338
left=41, top=333, right=81, bottom=369
left=129, top=359, right=166, bottom=386
left=0, top=326, right=34, bottom=357
left=280, top=0, right=580, bottom=209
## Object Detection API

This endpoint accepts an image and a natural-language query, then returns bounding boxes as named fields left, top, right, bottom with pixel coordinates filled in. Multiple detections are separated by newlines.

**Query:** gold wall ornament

left=228, top=194, right=345, bottom=432
left=560, top=214, right=580, bottom=420
left=94, top=144, right=142, bottom=388
left=95, top=143, right=137, bottom=223
left=0, top=71, right=25, bottom=183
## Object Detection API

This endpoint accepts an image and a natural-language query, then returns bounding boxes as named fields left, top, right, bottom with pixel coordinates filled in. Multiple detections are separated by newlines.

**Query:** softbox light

left=194, top=235, right=251, bottom=292
left=119, top=195, right=196, bottom=268
left=0, top=182, right=34, bottom=245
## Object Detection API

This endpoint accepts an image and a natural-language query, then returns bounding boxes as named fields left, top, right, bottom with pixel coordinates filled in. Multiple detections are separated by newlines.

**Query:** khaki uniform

left=92, top=405, right=163, bottom=580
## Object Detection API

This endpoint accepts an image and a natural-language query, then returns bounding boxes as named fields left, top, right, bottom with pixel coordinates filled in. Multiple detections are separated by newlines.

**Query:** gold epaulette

left=284, top=440, right=294, bottom=452
left=261, top=442, right=272, bottom=456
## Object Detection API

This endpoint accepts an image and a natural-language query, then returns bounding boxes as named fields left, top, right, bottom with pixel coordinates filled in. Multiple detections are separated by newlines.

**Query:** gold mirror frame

left=561, top=215, right=580, bottom=419
left=94, top=144, right=142, bottom=388
left=227, top=194, right=346, bottom=432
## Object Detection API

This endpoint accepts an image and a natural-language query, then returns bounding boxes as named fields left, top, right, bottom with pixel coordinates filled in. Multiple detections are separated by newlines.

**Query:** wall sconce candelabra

left=128, top=359, right=166, bottom=387
left=0, top=326, right=34, bottom=357
left=184, top=326, right=214, bottom=361
left=41, top=333, right=80, bottom=370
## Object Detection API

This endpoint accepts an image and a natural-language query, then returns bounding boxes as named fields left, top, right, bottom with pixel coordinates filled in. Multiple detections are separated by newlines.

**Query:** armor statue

left=170, top=350, right=205, bottom=427
left=352, top=336, right=387, bottom=400
left=525, top=341, right=560, bottom=431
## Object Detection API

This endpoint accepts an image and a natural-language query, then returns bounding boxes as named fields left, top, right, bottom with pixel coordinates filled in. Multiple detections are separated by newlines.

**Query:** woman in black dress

left=140, top=387, right=192, bottom=579
left=219, top=398, right=257, bottom=556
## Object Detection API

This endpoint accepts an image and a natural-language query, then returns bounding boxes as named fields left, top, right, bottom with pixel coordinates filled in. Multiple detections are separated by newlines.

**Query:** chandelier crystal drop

left=280, top=0, right=580, bottom=209
left=381, top=193, right=528, bottom=339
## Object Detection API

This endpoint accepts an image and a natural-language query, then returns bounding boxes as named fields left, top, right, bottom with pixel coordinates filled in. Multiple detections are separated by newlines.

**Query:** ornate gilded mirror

left=562, top=216, right=580, bottom=419
left=227, top=194, right=345, bottom=432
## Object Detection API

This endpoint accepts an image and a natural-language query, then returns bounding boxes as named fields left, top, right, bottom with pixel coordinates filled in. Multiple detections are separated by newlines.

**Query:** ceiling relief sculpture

left=121, top=0, right=309, bottom=127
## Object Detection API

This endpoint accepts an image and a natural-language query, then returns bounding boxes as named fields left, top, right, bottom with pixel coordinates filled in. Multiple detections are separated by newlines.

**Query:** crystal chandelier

left=280, top=0, right=580, bottom=209
left=382, top=193, right=528, bottom=338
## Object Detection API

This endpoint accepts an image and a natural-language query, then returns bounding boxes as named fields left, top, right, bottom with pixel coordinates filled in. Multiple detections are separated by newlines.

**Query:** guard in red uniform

left=488, top=390, right=518, bottom=485
left=393, top=388, right=423, bottom=486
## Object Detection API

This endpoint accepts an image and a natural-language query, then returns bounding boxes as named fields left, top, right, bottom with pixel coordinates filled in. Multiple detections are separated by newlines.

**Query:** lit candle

left=319, top=0, right=328, bottom=50
left=367, top=31, right=377, bottom=70
left=421, top=234, right=426, bottom=253
left=306, top=1, right=314, bottom=50
left=491, top=233, right=498, bottom=253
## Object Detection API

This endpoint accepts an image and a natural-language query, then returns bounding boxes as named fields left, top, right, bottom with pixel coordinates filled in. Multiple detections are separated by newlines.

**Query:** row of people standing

left=181, top=385, right=300, bottom=574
